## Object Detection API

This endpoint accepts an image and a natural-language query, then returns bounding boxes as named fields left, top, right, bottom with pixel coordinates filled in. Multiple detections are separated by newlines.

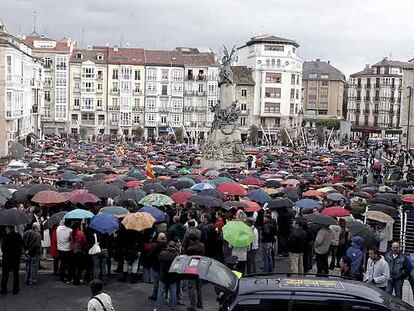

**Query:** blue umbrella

left=295, top=198, right=323, bottom=210
left=64, top=208, right=94, bottom=219
left=139, top=206, right=165, bottom=223
left=191, top=182, right=215, bottom=191
left=89, top=214, right=119, bottom=233
left=0, top=176, right=12, bottom=184
left=246, top=189, right=271, bottom=204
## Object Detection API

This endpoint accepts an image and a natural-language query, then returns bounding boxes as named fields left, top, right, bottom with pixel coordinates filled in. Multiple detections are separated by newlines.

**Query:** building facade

left=235, top=35, right=303, bottom=141
left=0, top=21, right=43, bottom=156
left=23, top=33, right=75, bottom=134
left=302, top=59, right=346, bottom=127
left=232, top=66, right=255, bottom=141
left=347, top=58, right=407, bottom=139
left=401, top=60, right=414, bottom=147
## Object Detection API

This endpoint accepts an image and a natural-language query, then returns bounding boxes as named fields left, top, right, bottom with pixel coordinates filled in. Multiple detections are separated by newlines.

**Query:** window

left=97, top=70, right=103, bottom=79
left=147, top=83, right=157, bottom=95
left=134, top=83, right=141, bottom=93
left=264, top=102, right=280, bottom=113
left=56, top=56, right=67, bottom=71
left=296, top=89, right=299, bottom=99
left=240, top=117, right=246, bottom=126
left=82, top=81, right=95, bottom=92
left=44, top=91, right=51, bottom=102
left=82, top=67, right=95, bottom=78
left=161, top=70, right=169, bottom=81
left=120, top=97, right=130, bottom=111
left=81, top=98, right=94, bottom=110
left=321, top=80, right=328, bottom=86
left=97, top=83, right=102, bottom=91
left=147, top=69, right=157, bottom=81
left=265, top=88, right=281, bottom=98
left=55, top=105, right=67, bottom=119
left=309, top=73, right=317, bottom=79
left=74, top=98, right=80, bottom=108
left=265, top=73, right=281, bottom=83
left=71, top=114, right=78, bottom=121
left=264, top=45, right=284, bottom=51
left=98, top=114, right=105, bottom=121
left=6, top=91, right=12, bottom=117
left=291, top=74, right=296, bottom=84
left=146, top=98, right=156, bottom=112
left=241, top=89, right=247, bottom=97
left=56, top=72, right=67, bottom=87
left=97, top=99, right=103, bottom=108
left=112, top=82, right=118, bottom=92
left=260, top=117, right=266, bottom=125
left=290, top=89, right=295, bottom=99
left=241, top=103, right=247, bottom=111
left=160, top=116, right=167, bottom=124
left=121, top=81, right=131, bottom=92
left=121, top=67, right=132, bottom=80
left=113, top=69, right=118, bottom=80
left=162, top=85, right=168, bottom=96
left=44, top=57, right=52, bottom=68
left=172, top=70, right=183, bottom=82
left=198, top=84, right=204, bottom=93
left=135, top=70, right=140, bottom=80
left=321, top=74, right=329, bottom=79
left=97, top=53, right=104, bottom=61
left=133, top=114, right=140, bottom=124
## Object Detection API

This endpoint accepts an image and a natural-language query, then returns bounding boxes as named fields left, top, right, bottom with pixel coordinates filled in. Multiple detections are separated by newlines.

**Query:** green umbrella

left=222, top=221, right=253, bottom=248
left=139, top=193, right=174, bottom=207
left=176, top=177, right=196, bottom=185
left=179, top=168, right=191, bottom=175
left=0, top=187, right=12, bottom=199
left=211, top=177, right=235, bottom=185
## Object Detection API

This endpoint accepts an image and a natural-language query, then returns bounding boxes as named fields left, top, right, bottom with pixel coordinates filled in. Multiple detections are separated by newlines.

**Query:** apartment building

left=400, top=59, right=414, bottom=147
left=144, top=50, right=184, bottom=138
left=232, top=66, right=255, bottom=141
left=235, top=35, right=303, bottom=141
left=69, top=47, right=109, bottom=135
left=302, top=59, right=346, bottom=127
left=347, top=58, right=408, bottom=139
left=179, top=47, right=219, bottom=140
left=0, top=20, right=43, bottom=156
left=23, top=32, right=75, bottom=134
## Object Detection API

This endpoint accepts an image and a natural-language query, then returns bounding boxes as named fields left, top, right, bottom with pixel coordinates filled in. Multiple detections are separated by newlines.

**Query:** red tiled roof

left=108, top=47, right=145, bottom=65
left=70, top=48, right=109, bottom=63
left=180, top=53, right=217, bottom=67
left=23, top=35, right=71, bottom=52
left=144, top=50, right=184, bottom=67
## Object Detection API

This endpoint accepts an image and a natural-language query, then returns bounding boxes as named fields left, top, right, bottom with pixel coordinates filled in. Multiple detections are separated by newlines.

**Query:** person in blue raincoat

left=346, top=236, right=364, bottom=281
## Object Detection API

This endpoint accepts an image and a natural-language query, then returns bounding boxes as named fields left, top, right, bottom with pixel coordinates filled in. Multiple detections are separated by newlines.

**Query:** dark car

left=169, top=255, right=414, bottom=311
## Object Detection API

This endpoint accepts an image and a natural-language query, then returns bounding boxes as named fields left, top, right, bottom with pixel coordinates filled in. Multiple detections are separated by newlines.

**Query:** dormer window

left=97, top=53, right=104, bottom=61
left=75, top=52, right=83, bottom=60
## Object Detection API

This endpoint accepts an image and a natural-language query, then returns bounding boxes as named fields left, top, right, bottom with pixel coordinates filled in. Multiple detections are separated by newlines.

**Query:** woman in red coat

left=50, top=225, right=59, bottom=275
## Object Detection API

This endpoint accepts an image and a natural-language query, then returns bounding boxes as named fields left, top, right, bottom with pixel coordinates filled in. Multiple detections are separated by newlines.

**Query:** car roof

left=238, top=276, right=385, bottom=303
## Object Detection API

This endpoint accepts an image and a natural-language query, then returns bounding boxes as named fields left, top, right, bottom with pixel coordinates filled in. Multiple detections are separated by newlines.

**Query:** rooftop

left=23, top=33, right=72, bottom=52
left=70, top=47, right=109, bottom=64
left=144, top=49, right=184, bottom=67
left=303, top=60, right=346, bottom=82
left=243, top=34, right=300, bottom=48
left=108, top=47, right=145, bottom=65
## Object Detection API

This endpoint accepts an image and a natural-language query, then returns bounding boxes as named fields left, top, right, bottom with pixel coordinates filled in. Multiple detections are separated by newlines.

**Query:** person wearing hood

left=148, top=233, right=168, bottom=301
left=182, top=220, right=201, bottom=252
left=346, top=236, right=364, bottom=281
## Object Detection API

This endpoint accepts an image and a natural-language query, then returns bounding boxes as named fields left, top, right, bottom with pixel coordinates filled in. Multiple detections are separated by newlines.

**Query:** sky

left=1, top=0, right=414, bottom=77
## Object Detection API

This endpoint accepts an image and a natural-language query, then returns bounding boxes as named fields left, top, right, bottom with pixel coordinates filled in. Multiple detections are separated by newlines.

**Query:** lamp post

left=407, top=86, right=413, bottom=148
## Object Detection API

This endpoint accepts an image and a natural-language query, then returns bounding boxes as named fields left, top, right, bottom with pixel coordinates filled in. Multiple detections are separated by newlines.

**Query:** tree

left=249, top=125, right=259, bottom=145
left=278, top=129, right=289, bottom=146
left=315, top=119, right=340, bottom=130
left=135, top=126, right=144, bottom=141
left=175, top=128, right=184, bottom=143
left=315, top=126, right=325, bottom=146
left=79, top=127, right=88, bottom=138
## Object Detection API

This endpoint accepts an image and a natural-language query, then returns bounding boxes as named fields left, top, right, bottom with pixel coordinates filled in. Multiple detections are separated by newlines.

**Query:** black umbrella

left=2, top=170, right=23, bottom=178
left=119, top=189, right=146, bottom=202
left=0, top=208, right=31, bottom=225
left=165, top=187, right=178, bottom=196
left=376, top=193, right=403, bottom=207
left=88, top=183, right=121, bottom=199
left=166, top=180, right=194, bottom=190
left=126, top=171, right=146, bottom=180
left=189, top=195, right=223, bottom=208
left=267, top=198, right=294, bottom=209
left=305, top=213, right=337, bottom=226
left=26, top=184, right=56, bottom=196
left=111, top=179, right=126, bottom=188
left=94, top=167, right=115, bottom=174
left=198, top=189, right=224, bottom=199
left=350, top=191, right=372, bottom=200
left=143, top=182, right=166, bottom=194
left=44, top=211, right=66, bottom=229
left=265, top=180, right=281, bottom=188
left=346, top=220, right=380, bottom=249
left=368, top=204, right=399, bottom=217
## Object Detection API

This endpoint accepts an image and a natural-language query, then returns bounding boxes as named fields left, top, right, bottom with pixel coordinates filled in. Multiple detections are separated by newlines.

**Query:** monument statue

left=201, top=45, right=246, bottom=168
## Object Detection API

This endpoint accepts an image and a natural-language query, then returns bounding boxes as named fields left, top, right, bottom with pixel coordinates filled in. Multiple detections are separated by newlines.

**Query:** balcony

left=375, top=84, right=380, bottom=88
left=132, top=106, right=143, bottom=112
left=108, top=105, right=120, bottom=111
left=81, top=120, right=95, bottom=126
left=356, top=97, right=361, bottom=101
left=96, top=74, right=103, bottom=81
left=96, top=106, right=102, bottom=111
left=73, top=73, right=81, bottom=79
left=73, top=87, right=80, bottom=93
left=365, top=84, right=371, bottom=89
left=363, top=109, right=370, bottom=114
left=355, top=109, right=361, bottom=113
left=374, top=97, right=380, bottom=102
left=373, top=109, right=379, bottom=114
left=195, top=106, right=207, bottom=112
left=96, top=88, right=103, bottom=94
left=159, top=107, right=169, bottom=113
left=185, top=106, right=194, bottom=112
left=110, top=89, right=120, bottom=95
left=73, top=106, right=80, bottom=110
left=133, top=90, right=142, bottom=96
left=357, top=84, right=362, bottom=89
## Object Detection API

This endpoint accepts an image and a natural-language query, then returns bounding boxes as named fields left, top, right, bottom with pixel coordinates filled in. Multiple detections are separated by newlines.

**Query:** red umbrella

left=170, top=191, right=194, bottom=204
left=216, top=182, right=247, bottom=196
left=68, top=191, right=101, bottom=204
left=403, top=194, right=414, bottom=204
left=31, top=190, right=66, bottom=204
left=303, top=190, right=324, bottom=198
left=240, top=177, right=264, bottom=187
left=125, top=180, right=143, bottom=188
left=242, top=200, right=261, bottom=212
left=322, top=207, right=350, bottom=217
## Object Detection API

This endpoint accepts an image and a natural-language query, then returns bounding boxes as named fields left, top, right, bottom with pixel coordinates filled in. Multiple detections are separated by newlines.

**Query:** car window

left=232, top=298, right=290, bottom=311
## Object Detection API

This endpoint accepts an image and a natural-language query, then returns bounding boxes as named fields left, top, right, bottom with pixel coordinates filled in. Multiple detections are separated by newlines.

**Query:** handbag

left=88, top=233, right=101, bottom=255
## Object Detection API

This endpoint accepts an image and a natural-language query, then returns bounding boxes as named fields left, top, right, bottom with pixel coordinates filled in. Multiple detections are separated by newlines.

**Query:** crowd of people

left=1, top=136, right=414, bottom=310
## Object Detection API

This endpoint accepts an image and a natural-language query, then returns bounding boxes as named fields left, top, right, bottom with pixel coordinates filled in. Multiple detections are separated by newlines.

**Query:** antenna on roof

left=33, top=10, right=37, bottom=33
left=162, top=38, right=166, bottom=50
left=389, top=51, right=392, bottom=60
left=81, top=28, right=85, bottom=49
left=120, top=35, right=123, bottom=48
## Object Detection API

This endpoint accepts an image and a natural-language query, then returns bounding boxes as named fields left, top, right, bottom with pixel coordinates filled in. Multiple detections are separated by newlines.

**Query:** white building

left=144, top=50, right=184, bottom=139
left=23, top=33, right=75, bottom=134
left=0, top=20, right=44, bottom=156
left=235, top=35, right=303, bottom=141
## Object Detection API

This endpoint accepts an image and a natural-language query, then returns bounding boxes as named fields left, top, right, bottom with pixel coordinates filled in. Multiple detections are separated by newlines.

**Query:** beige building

left=401, top=60, right=414, bottom=147
left=69, top=47, right=109, bottom=135
left=302, top=59, right=345, bottom=127
left=0, top=20, right=43, bottom=156
left=232, top=66, right=255, bottom=141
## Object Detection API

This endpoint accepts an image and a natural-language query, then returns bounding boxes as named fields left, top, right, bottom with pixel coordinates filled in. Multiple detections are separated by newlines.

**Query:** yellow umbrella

left=317, top=186, right=336, bottom=193
left=121, top=212, right=156, bottom=231
left=264, top=188, right=280, bottom=195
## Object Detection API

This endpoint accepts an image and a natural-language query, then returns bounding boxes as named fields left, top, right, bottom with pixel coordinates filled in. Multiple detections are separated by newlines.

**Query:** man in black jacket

left=156, top=241, right=180, bottom=311
left=1, top=226, right=23, bottom=295
left=261, top=214, right=277, bottom=273
left=288, top=218, right=307, bottom=274
left=197, top=213, right=217, bottom=259
left=23, top=223, right=42, bottom=285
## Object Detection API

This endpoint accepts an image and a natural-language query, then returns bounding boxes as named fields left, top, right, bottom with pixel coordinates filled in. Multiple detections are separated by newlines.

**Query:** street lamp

left=407, top=86, right=413, bottom=148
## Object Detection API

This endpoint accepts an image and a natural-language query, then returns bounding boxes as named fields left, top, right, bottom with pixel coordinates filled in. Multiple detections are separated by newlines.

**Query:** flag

left=145, top=161, right=155, bottom=179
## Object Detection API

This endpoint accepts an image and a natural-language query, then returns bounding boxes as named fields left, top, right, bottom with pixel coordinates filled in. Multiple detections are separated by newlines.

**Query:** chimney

left=114, top=45, right=118, bottom=52
left=328, top=60, right=330, bottom=65
left=67, top=37, right=71, bottom=47
left=365, top=64, right=370, bottom=69
left=316, top=58, right=320, bottom=67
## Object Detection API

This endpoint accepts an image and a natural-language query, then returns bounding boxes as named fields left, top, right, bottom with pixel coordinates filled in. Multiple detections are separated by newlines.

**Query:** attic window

left=75, top=53, right=83, bottom=60
left=97, top=53, right=104, bottom=61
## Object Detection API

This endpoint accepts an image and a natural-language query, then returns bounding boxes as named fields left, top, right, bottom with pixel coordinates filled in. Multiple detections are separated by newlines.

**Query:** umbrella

left=350, top=192, right=372, bottom=200
left=295, top=199, right=323, bottom=210
left=125, top=180, right=143, bottom=188
left=191, top=183, right=215, bottom=191
left=27, top=184, right=56, bottom=196
left=120, top=189, right=146, bottom=202
left=265, top=179, right=282, bottom=188
left=189, top=194, right=223, bottom=208
left=369, top=204, right=398, bottom=217
left=303, top=190, right=323, bottom=198
left=64, top=209, right=94, bottom=219
left=121, top=212, right=155, bottom=231
left=376, top=193, right=403, bottom=207
left=143, top=182, right=166, bottom=194
left=0, top=208, right=31, bottom=225
left=11, top=188, right=28, bottom=203
left=0, top=187, right=12, bottom=199
left=198, top=189, right=224, bottom=199
left=267, top=198, right=294, bottom=209
left=225, top=200, right=261, bottom=213
left=305, top=213, right=337, bottom=226
left=44, top=211, right=66, bottom=229
left=403, top=194, right=414, bottom=204
left=68, top=191, right=100, bottom=204
left=88, top=183, right=121, bottom=199
left=100, top=206, right=129, bottom=218
left=322, top=207, right=350, bottom=217
left=222, top=221, right=254, bottom=248
left=204, top=170, right=220, bottom=178
left=281, top=179, right=300, bottom=186
left=326, top=193, right=346, bottom=202
left=170, top=191, right=194, bottom=204
left=346, top=220, right=379, bottom=248
left=246, top=189, right=271, bottom=204
left=210, top=177, right=235, bottom=185
left=89, top=214, right=119, bottom=233
left=240, top=177, right=264, bottom=187
left=364, top=210, right=394, bottom=224
left=139, top=206, right=166, bottom=222
left=0, top=176, right=12, bottom=184
left=139, top=194, right=174, bottom=207
left=216, top=182, right=247, bottom=196
left=32, top=190, right=66, bottom=204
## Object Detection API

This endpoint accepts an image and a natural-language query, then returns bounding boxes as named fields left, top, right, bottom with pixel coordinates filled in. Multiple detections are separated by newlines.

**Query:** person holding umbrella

left=261, top=213, right=277, bottom=274
left=1, top=225, right=23, bottom=295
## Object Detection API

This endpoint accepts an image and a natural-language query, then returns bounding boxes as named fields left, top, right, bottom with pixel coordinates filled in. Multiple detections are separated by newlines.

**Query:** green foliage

left=249, top=125, right=259, bottom=145
left=79, top=127, right=88, bottom=138
left=175, top=127, right=184, bottom=143
left=315, top=119, right=340, bottom=130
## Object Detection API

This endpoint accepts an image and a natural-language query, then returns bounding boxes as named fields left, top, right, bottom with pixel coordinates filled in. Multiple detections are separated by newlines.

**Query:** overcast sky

left=1, top=0, right=414, bottom=76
